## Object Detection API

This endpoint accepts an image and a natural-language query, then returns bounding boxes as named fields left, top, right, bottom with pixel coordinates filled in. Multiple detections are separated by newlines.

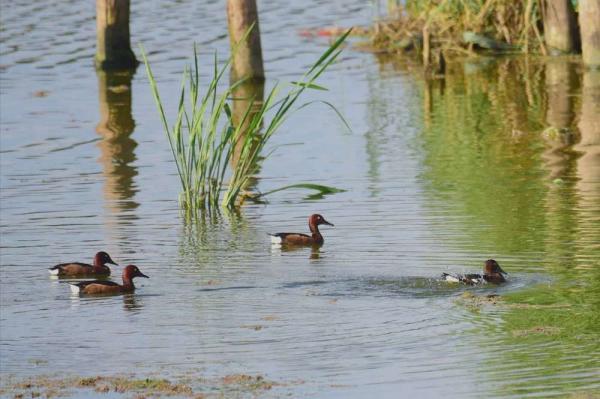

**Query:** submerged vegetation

left=142, top=30, right=350, bottom=215
left=0, top=373, right=278, bottom=398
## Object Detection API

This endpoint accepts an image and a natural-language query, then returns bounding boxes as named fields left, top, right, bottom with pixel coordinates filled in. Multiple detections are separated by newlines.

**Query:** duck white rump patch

left=270, top=234, right=282, bottom=244
left=443, top=274, right=460, bottom=283
left=48, top=268, right=59, bottom=275
left=69, top=283, right=81, bottom=294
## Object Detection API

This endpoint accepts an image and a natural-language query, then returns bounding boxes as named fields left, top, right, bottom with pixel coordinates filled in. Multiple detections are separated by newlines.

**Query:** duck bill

left=322, top=219, right=334, bottom=227
left=137, top=272, right=149, bottom=279
left=107, top=257, right=118, bottom=266
left=497, top=266, right=508, bottom=275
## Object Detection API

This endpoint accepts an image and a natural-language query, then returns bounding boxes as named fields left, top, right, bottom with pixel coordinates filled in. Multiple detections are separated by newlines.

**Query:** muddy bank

left=0, top=373, right=283, bottom=399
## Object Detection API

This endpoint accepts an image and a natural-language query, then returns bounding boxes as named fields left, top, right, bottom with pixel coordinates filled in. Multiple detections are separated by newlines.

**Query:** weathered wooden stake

left=227, top=0, right=265, bottom=82
left=422, top=25, right=430, bottom=68
left=543, top=0, right=578, bottom=54
left=96, top=0, right=138, bottom=70
left=578, top=0, right=600, bottom=68
left=230, top=77, right=264, bottom=170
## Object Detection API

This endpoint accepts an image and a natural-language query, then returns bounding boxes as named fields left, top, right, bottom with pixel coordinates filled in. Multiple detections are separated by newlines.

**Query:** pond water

left=1, top=1, right=599, bottom=398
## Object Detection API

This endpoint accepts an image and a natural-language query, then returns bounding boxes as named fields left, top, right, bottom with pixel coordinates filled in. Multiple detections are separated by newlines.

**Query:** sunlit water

left=1, top=1, right=599, bottom=398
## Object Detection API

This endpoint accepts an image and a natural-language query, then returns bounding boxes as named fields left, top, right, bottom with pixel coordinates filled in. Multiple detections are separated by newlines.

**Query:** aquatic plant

left=142, top=30, right=350, bottom=214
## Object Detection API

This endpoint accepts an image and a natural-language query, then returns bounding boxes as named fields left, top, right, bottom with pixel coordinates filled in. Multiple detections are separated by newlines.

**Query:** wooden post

left=543, top=0, right=578, bottom=54
left=96, top=0, right=138, bottom=70
left=422, top=25, right=430, bottom=68
left=230, top=77, right=264, bottom=169
left=227, top=0, right=265, bottom=82
left=579, top=0, right=600, bottom=68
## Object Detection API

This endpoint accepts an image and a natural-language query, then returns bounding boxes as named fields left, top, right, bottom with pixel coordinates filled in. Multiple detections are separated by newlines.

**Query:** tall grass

left=141, top=30, right=350, bottom=215
left=376, top=1, right=545, bottom=55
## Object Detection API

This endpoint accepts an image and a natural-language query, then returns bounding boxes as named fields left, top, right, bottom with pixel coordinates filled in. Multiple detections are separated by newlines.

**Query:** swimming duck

left=442, top=259, right=507, bottom=285
left=269, top=214, right=334, bottom=245
left=49, top=251, right=117, bottom=276
left=69, top=265, right=148, bottom=295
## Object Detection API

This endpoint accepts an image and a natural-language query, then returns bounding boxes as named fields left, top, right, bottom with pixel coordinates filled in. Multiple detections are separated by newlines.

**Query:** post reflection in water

left=542, top=59, right=579, bottom=180
left=575, top=69, right=600, bottom=261
left=540, top=60, right=580, bottom=265
left=96, top=69, right=139, bottom=218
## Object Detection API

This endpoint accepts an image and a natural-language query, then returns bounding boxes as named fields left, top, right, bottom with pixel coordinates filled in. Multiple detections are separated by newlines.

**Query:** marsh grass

left=376, top=0, right=546, bottom=56
left=142, top=29, right=350, bottom=216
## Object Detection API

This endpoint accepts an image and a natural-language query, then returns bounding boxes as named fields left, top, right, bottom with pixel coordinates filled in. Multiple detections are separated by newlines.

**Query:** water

left=1, top=1, right=599, bottom=398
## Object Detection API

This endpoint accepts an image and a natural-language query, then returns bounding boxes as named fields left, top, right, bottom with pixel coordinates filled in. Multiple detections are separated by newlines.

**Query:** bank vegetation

left=371, top=0, right=600, bottom=72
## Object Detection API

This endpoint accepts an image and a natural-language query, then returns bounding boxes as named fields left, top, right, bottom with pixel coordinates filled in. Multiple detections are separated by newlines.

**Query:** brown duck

left=442, top=259, right=507, bottom=285
left=69, top=265, right=148, bottom=295
left=49, top=251, right=117, bottom=276
left=269, top=214, right=334, bottom=245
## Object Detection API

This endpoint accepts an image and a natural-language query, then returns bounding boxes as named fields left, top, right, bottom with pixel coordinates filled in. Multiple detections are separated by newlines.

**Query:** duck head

left=123, top=265, right=149, bottom=280
left=484, top=259, right=506, bottom=276
left=309, top=214, right=334, bottom=228
left=95, top=251, right=118, bottom=266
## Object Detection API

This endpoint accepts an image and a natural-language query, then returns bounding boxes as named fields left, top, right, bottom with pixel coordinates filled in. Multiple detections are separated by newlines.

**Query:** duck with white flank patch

left=69, top=265, right=148, bottom=295
left=49, top=251, right=117, bottom=277
left=269, top=214, right=334, bottom=246
left=442, top=259, right=507, bottom=285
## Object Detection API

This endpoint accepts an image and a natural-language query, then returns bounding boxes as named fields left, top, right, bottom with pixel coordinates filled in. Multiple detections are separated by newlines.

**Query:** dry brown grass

left=371, top=0, right=545, bottom=59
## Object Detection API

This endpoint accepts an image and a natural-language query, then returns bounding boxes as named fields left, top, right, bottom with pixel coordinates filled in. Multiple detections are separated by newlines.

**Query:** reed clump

left=373, top=0, right=548, bottom=60
left=142, top=30, right=350, bottom=215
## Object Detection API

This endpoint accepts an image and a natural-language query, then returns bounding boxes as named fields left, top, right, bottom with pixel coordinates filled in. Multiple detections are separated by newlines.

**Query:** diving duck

left=442, top=259, right=507, bottom=285
left=69, top=265, right=148, bottom=295
left=49, top=251, right=117, bottom=276
left=269, top=214, right=334, bottom=245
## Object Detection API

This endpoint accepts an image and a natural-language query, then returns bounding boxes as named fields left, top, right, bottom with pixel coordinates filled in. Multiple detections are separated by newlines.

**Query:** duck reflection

left=96, top=69, right=139, bottom=214
left=122, top=293, right=143, bottom=311
left=271, top=244, right=322, bottom=260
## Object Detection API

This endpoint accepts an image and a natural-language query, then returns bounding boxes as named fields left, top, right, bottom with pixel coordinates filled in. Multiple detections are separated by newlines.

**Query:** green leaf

left=290, top=81, right=329, bottom=91
left=256, top=183, right=346, bottom=198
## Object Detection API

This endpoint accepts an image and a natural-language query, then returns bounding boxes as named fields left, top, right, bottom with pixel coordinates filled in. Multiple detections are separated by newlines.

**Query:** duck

left=269, top=214, right=334, bottom=245
left=69, top=265, right=148, bottom=295
left=442, top=259, right=507, bottom=285
left=49, top=251, right=117, bottom=276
